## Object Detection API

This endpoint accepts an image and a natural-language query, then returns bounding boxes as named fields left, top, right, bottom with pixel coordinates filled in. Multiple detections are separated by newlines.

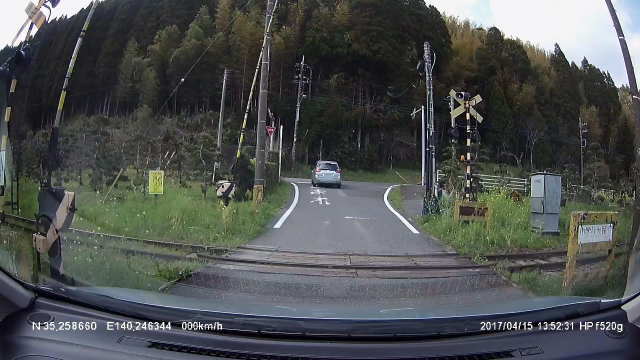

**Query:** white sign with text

left=578, top=224, right=614, bottom=244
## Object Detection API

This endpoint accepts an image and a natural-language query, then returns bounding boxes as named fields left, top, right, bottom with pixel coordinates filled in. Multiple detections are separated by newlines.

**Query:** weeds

left=420, top=188, right=632, bottom=258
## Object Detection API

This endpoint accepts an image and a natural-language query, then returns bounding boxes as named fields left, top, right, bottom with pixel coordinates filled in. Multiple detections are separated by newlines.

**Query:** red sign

left=266, top=126, right=276, bottom=137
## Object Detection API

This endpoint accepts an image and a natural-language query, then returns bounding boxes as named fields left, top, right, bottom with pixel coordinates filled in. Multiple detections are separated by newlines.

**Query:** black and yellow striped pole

left=1, top=0, right=49, bottom=198
left=464, top=102, right=472, bottom=202
left=46, top=0, right=98, bottom=187
left=37, top=1, right=96, bottom=283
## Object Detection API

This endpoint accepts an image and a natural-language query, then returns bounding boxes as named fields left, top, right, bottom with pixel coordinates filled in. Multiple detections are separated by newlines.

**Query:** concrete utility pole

left=291, top=55, right=305, bottom=166
left=254, top=0, right=275, bottom=204
left=213, top=68, right=229, bottom=183
left=422, top=41, right=438, bottom=215
left=421, top=106, right=426, bottom=187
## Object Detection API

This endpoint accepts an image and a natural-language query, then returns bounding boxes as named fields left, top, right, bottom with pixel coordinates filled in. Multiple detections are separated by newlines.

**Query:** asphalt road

left=251, top=178, right=448, bottom=255
left=169, top=178, right=529, bottom=311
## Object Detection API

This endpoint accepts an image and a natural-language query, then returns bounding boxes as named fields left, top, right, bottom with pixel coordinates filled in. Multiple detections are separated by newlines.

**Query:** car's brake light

left=336, top=169, right=341, bottom=173
left=315, top=168, right=321, bottom=173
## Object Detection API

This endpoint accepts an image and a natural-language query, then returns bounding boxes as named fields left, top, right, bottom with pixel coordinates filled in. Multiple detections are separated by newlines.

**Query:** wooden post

left=563, top=211, right=618, bottom=293
left=101, top=168, right=124, bottom=203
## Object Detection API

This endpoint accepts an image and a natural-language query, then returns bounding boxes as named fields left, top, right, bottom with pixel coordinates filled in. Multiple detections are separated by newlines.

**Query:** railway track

left=0, top=212, right=624, bottom=279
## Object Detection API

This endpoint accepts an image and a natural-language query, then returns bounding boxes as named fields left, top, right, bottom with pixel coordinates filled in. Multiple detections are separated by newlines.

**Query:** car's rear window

left=318, top=163, right=339, bottom=171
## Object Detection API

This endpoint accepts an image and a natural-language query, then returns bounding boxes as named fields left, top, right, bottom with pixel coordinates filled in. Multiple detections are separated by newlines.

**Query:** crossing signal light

left=455, top=92, right=470, bottom=101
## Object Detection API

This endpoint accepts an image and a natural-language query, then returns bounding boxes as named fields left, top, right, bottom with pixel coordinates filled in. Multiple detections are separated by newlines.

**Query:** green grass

left=0, top=174, right=293, bottom=290
left=10, top=177, right=292, bottom=247
left=419, top=189, right=633, bottom=257
left=388, top=186, right=405, bottom=215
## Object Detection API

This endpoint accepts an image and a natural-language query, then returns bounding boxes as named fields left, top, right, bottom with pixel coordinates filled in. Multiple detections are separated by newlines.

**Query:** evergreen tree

left=116, top=38, right=145, bottom=111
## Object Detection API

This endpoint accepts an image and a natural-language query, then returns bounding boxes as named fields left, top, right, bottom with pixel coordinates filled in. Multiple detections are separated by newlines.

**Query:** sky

left=427, top=0, right=640, bottom=87
left=1, top=0, right=639, bottom=87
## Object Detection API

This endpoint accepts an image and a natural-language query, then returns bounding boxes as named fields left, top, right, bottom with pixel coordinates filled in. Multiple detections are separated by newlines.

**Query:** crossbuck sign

left=449, top=89, right=483, bottom=125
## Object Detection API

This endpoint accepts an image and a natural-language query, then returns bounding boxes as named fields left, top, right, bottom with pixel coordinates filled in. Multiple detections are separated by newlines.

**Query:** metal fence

left=437, top=170, right=529, bottom=193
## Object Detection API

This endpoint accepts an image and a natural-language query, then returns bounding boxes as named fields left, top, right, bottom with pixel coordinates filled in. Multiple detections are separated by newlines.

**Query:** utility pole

left=254, top=0, right=275, bottom=204
left=605, top=0, right=640, bottom=262
left=291, top=55, right=305, bottom=166
left=579, top=117, right=587, bottom=187
left=278, top=124, right=283, bottom=182
left=214, top=68, right=229, bottom=183
left=422, top=41, right=438, bottom=215
left=421, top=106, right=426, bottom=187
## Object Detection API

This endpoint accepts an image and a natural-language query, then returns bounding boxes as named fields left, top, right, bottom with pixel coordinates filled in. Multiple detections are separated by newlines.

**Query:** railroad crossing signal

left=449, top=89, right=483, bottom=124
left=25, top=2, right=46, bottom=29
left=448, top=89, right=484, bottom=203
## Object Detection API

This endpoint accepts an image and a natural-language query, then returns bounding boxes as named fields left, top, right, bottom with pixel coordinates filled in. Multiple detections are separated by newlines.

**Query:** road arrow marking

left=310, top=196, right=330, bottom=205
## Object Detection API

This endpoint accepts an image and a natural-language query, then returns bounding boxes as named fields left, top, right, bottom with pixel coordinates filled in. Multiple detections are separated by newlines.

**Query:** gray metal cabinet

left=530, top=173, right=562, bottom=234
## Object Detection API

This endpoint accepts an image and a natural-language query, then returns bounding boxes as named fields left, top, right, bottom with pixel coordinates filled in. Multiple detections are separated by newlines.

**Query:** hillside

left=1, top=0, right=636, bottom=189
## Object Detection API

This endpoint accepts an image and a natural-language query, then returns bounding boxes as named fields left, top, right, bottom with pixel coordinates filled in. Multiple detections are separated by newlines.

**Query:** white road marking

left=384, top=185, right=420, bottom=234
left=344, top=216, right=371, bottom=220
left=296, top=181, right=311, bottom=184
left=310, top=188, right=326, bottom=195
left=273, top=182, right=299, bottom=229
left=310, top=196, right=330, bottom=205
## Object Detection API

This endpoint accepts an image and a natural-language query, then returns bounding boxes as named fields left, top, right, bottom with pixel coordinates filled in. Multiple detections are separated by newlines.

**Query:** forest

left=1, top=0, right=637, bottom=193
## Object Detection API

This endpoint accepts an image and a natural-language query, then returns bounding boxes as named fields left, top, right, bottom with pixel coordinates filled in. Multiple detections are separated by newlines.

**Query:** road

left=252, top=178, right=447, bottom=255
left=169, top=178, right=529, bottom=313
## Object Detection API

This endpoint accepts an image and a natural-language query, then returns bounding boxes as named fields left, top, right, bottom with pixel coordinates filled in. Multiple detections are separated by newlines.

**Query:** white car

left=311, top=161, right=341, bottom=188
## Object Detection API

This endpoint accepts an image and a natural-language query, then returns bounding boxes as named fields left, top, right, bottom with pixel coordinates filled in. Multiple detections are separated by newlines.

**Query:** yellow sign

left=148, top=170, right=164, bottom=195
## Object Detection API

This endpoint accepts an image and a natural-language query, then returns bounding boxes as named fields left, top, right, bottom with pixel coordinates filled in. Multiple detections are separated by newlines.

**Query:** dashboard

left=1, top=295, right=640, bottom=360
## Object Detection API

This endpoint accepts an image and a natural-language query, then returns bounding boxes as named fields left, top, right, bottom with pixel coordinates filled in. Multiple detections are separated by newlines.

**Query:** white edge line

left=384, top=185, right=420, bottom=234
left=273, top=182, right=299, bottom=229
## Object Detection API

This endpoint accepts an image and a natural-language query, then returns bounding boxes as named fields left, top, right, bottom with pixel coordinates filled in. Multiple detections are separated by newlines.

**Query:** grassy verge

left=283, top=166, right=420, bottom=184
left=419, top=189, right=633, bottom=257
left=388, top=186, right=405, bottom=216
left=11, top=178, right=292, bottom=247
left=0, top=175, right=292, bottom=290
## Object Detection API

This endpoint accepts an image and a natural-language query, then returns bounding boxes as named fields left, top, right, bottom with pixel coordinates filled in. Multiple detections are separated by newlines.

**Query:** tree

left=168, top=5, right=218, bottom=112
left=549, top=44, right=580, bottom=164
left=148, top=25, right=182, bottom=105
left=138, top=65, right=160, bottom=110
left=116, top=38, right=145, bottom=111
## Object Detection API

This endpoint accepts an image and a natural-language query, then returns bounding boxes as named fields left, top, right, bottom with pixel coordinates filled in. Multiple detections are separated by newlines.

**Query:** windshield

left=1, top=0, right=639, bottom=335
left=318, top=163, right=339, bottom=171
